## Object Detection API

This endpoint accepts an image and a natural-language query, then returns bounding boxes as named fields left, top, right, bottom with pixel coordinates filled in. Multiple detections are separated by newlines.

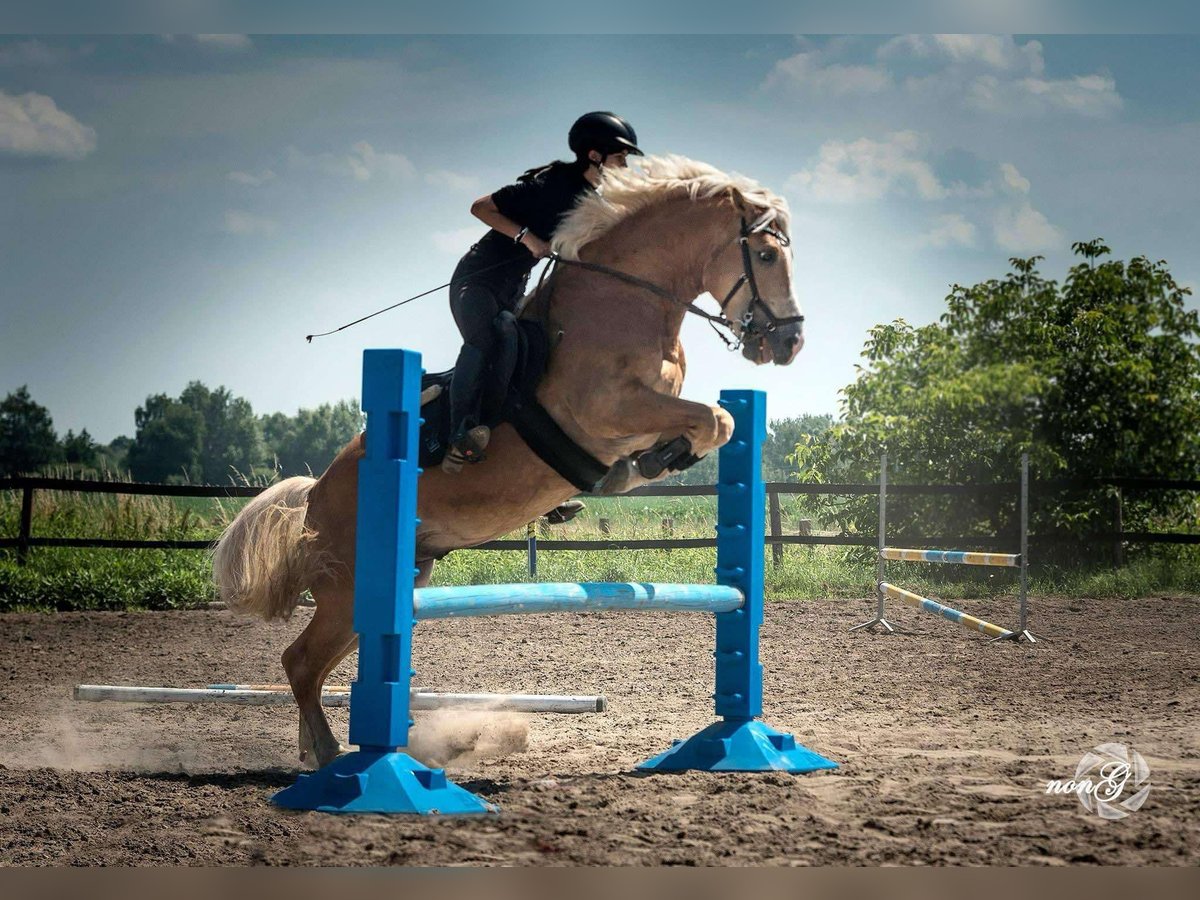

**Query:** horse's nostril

left=787, top=334, right=801, bottom=349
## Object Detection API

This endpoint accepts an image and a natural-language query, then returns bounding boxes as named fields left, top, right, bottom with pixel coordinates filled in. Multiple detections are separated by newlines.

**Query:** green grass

left=2, top=486, right=1198, bottom=612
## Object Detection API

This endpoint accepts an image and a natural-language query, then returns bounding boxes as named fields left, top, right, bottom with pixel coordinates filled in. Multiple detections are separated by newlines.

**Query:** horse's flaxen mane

left=552, top=154, right=791, bottom=260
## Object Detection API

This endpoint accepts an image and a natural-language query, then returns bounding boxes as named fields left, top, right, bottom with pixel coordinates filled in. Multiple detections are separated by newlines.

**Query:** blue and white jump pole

left=273, top=349, right=837, bottom=815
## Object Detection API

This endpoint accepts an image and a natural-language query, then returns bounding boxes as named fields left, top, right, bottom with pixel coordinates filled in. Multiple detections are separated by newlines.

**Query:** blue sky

left=2, top=34, right=1198, bottom=443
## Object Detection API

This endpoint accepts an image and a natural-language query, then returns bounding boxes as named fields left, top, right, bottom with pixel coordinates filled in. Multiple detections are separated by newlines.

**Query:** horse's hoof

left=596, top=459, right=637, bottom=495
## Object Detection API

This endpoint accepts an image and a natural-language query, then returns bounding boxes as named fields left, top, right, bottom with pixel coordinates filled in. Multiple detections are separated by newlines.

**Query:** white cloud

left=993, top=202, right=1063, bottom=252
left=880, top=34, right=1045, bottom=75
left=790, top=129, right=1062, bottom=253
left=431, top=225, right=484, bottom=255
left=786, top=132, right=948, bottom=203
left=194, top=34, right=253, bottom=52
left=917, top=213, right=978, bottom=248
left=764, top=49, right=891, bottom=96
left=967, top=72, right=1122, bottom=117
left=228, top=169, right=275, bottom=186
left=287, top=141, right=416, bottom=182
left=223, top=209, right=277, bottom=237
left=0, top=89, right=96, bottom=160
left=771, top=36, right=1120, bottom=119
left=999, top=162, right=1030, bottom=194
left=424, top=169, right=481, bottom=192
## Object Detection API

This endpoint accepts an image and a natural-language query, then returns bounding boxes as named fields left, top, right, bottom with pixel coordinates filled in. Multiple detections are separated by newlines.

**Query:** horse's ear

left=728, top=189, right=750, bottom=216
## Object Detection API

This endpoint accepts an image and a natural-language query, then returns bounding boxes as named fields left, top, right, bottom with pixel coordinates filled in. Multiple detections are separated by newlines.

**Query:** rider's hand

left=521, top=232, right=552, bottom=259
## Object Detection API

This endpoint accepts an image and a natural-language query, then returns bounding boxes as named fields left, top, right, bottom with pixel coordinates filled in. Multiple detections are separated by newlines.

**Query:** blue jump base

left=273, top=349, right=837, bottom=815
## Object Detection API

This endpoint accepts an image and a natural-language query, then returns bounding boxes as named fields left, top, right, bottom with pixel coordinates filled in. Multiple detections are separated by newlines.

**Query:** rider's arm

left=471, top=194, right=551, bottom=258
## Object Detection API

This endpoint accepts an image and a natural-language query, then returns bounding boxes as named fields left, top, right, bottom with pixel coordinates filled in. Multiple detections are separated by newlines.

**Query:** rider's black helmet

left=568, top=112, right=643, bottom=159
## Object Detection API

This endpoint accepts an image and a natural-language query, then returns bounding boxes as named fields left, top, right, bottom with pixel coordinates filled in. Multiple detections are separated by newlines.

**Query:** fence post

left=526, top=521, right=537, bottom=579
left=17, top=484, right=33, bottom=566
left=1112, top=487, right=1124, bottom=567
left=768, top=487, right=783, bottom=569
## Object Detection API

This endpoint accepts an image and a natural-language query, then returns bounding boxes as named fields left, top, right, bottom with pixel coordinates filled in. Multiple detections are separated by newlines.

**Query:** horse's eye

left=757, top=249, right=777, bottom=264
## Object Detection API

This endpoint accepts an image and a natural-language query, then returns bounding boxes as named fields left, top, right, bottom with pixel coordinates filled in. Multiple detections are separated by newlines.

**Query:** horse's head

left=702, top=199, right=805, bottom=366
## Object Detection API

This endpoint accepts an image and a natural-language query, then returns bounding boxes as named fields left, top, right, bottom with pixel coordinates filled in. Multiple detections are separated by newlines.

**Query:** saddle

left=418, top=313, right=611, bottom=492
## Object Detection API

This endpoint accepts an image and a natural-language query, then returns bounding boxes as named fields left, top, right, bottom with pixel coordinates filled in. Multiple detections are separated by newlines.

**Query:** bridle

left=713, top=211, right=806, bottom=344
left=546, top=209, right=804, bottom=352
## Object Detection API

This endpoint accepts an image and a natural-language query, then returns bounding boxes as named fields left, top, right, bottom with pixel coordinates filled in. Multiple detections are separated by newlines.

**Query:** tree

left=0, top=386, right=60, bottom=476
left=796, top=241, right=1200, bottom=551
left=765, top=414, right=833, bottom=482
left=126, top=394, right=205, bottom=483
left=61, top=428, right=98, bottom=469
left=96, top=436, right=132, bottom=475
left=178, top=382, right=262, bottom=481
left=262, top=400, right=362, bottom=477
left=125, top=382, right=262, bottom=483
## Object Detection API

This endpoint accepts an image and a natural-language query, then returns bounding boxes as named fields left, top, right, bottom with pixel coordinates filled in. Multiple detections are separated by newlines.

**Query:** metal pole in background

left=1015, top=452, right=1038, bottom=643
left=850, top=451, right=896, bottom=634
left=878, top=452, right=888, bottom=620
left=526, top=521, right=538, bottom=579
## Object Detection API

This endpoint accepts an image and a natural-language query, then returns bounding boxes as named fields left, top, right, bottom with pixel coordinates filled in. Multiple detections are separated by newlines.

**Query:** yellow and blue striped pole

left=880, top=548, right=1018, bottom=567
left=879, top=582, right=1014, bottom=640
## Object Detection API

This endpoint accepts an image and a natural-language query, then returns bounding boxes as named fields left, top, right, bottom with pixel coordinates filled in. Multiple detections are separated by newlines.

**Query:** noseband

left=546, top=210, right=804, bottom=352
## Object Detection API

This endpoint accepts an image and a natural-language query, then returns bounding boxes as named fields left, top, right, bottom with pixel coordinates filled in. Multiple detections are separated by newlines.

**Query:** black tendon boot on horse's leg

left=443, top=343, right=492, bottom=473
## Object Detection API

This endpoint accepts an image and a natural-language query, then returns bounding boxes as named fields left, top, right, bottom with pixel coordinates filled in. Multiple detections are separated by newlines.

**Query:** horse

left=211, top=155, right=806, bottom=768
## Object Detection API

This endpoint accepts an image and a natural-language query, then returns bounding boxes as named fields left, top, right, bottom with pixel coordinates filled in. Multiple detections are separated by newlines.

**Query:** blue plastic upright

left=273, top=349, right=494, bottom=815
left=638, top=390, right=838, bottom=773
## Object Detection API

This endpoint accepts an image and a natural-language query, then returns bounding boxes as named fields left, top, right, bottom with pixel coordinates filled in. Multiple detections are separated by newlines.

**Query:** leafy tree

left=796, top=241, right=1200, bottom=553
left=126, top=394, right=205, bottom=482
left=125, top=383, right=262, bottom=483
left=61, top=428, right=98, bottom=469
left=178, top=382, right=262, bottom=481
left=765, top=414, right=833, bottom=482
left=262, top=400, right=362, bottom=477
left=0, top=386, right=60, bottom=476
left=96, top=436, right=132, bottom=475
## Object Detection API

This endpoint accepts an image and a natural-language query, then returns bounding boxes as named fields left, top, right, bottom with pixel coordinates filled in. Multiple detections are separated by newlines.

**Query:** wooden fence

left=3, top=474, right=1198, bottom=569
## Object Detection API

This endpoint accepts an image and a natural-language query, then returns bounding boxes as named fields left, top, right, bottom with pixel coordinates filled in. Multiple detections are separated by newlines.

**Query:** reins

left=547, top=212, right=804, bottom=352
left=305, top=213, right=803, bottom=352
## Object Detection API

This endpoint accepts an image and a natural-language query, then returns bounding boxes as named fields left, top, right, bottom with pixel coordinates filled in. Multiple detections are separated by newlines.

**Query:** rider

left=442, top=111, right=643, bottom=474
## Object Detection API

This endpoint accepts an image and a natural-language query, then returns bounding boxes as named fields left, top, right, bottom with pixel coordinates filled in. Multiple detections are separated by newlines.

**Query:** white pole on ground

left=73, top=685, right=606, bottom=714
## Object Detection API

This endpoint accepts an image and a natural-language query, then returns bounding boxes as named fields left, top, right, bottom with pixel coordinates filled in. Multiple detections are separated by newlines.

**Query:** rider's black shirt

left=458, top=161, right=594, bottom=288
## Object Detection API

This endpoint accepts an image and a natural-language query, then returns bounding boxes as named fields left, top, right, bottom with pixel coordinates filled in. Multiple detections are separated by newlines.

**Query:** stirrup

left=441, top=425, right=491, bottom=474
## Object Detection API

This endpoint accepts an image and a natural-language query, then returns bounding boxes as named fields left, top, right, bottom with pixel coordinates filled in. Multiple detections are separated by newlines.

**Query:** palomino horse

left=212, top=156, right=806, bottom=768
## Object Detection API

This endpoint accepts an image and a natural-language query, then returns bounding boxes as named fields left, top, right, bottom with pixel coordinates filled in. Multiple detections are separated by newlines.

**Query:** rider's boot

left=443, top=344, right=492, bottom=474
left=442, top=425, right=490, bottom=473
left=544, top=500, right=585, bottom=525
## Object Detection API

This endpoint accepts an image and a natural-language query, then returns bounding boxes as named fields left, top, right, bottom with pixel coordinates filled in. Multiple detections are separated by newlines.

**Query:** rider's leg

left=445, top=276, right=503, bottom=472
left=443, top=343, right=492, bottom=472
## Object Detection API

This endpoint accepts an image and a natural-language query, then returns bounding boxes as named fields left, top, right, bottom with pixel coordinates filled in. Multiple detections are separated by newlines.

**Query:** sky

left=2, top=34, right=1198, bottom=444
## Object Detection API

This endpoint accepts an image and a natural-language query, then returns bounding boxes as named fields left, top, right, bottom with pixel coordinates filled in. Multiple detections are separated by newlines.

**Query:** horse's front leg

left=588, top=386, right=734, bottom=494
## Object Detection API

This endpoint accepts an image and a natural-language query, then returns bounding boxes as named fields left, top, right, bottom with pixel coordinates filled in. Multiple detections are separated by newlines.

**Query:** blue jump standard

left=272, top=349, right=837, bottom=816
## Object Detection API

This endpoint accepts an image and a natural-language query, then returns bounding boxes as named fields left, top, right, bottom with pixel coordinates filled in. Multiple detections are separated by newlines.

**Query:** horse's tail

left=210, top=476, right=320, bottom=621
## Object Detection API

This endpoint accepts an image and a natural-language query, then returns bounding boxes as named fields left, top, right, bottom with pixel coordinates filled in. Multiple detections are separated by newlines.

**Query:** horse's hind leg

left=282, top=575, right=355, bottom=768
left=282, top=560, right=437, bottom=768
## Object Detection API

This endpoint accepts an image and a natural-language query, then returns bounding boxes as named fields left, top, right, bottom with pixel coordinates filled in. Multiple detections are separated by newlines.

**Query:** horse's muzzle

left=742, top=323, right=804, bottom=366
